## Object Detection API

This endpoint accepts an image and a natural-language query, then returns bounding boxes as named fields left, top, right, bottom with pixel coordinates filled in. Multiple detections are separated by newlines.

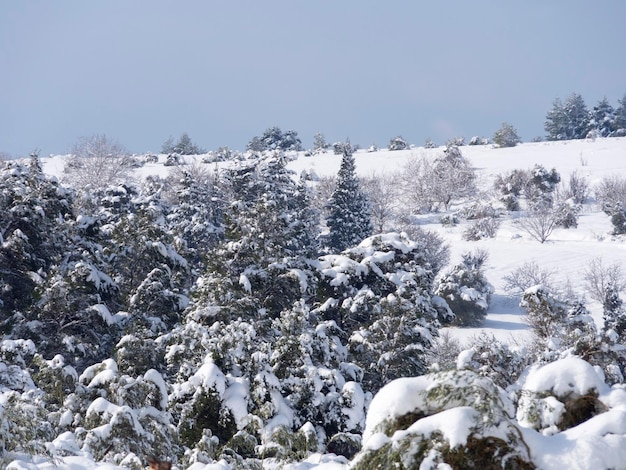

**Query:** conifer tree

left=325, top=147, right=372, bottom=252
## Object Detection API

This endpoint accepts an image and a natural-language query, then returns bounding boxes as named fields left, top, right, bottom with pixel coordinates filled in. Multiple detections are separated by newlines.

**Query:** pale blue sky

left=1, top=1, right=625, bottom=156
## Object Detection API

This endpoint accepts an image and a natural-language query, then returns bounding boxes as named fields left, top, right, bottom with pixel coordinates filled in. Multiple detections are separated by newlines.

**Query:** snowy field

left=32, top=136, right=626, bottom=470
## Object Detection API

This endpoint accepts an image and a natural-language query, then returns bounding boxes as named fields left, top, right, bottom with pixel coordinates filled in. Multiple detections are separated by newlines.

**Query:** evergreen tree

left=589, top=97, right=617, bottom=137
left=614, top=94, right=626, bottom=135
left=162, top=132, right=205, bottom=155
left=325, top=148, right=372, bottom=252
left=493, top=122, right=521, bottom=147
left=603, top=283, right=626, bottom=337
left=544, top=93, right=590, bottom=140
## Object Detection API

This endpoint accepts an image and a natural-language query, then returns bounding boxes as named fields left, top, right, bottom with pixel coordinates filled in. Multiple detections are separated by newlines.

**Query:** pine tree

left=614, top=94, right=626, bottom=135
left=545, top=93, right=590, bottom=140
left=325, top=148, right=372, bottom=252
left=493, top=122, right=521, bottom=147
left=590, top=97, right=617, bottom=137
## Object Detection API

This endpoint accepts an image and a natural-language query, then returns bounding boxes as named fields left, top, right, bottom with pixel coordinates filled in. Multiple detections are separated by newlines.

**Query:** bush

left=502, top=261, right=556, bottom=296
left=595, top=175, right=626, bottom=209
left=517, top=206, right=558, bottom=243
left=564, top=170, right=589, bottom=204
left=468, top=136, right=489, bottom=146
left=388, top=136, right=408, bottom=151
left=493, top=122, right=521, bottom=148
left=435, top=249, right=493, bottom=326
left=582, top=257, right=626, bottom=303
left=553, top=201, right=580, bottom=228
left=462, top=217, right=501, bottom=241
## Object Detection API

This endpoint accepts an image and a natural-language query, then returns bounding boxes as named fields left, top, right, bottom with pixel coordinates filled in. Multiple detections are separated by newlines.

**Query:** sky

left=1, top=1, right=625, bottom=157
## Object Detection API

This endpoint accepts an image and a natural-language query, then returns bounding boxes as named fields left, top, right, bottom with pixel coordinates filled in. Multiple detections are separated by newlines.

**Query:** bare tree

left=502, top=261, right=557, bottom=296
left=64, top=134, right=135, bottom=191
left=399, top=149, right=476, bottom=213
left=399, top=154, right=438, bottom=213
left=360, top=172, right=401, bottom=233
left=582, top=257, right=626, bottom=302
left=517, top=206, right=558, bottom=243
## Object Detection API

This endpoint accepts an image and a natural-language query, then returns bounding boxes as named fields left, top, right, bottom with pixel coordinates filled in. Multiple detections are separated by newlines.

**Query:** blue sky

left=1, top=1, right=625, bottom=156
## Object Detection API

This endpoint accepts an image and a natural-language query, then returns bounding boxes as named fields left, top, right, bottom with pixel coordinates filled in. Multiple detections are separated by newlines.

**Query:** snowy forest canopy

left=2, top=130, right=626, bottom=469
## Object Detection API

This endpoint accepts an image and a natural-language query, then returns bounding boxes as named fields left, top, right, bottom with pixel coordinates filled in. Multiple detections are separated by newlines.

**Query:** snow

left=144, top=368, right=168, bottom=410
left=522, top=356, right=609, bottom=396
left=396, top=406, right=479, bottom=447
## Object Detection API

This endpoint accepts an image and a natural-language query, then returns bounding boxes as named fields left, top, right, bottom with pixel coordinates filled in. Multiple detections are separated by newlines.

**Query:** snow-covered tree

left=492, top=121, right=521, bottom=147
left=313, top=132, right=329, bottom=153
left=325, top=147, right=372, bottom=252
left=544, top=93, right=590, bottom=140
left=613, top=93, right=626, bottom=135
left=589, top=97, right=617, bottom=137
left=247, top=127, right=302, bottom=153
left=388, top=136, right=408, bottom=151
left=161, top=132, right=206, bottom=155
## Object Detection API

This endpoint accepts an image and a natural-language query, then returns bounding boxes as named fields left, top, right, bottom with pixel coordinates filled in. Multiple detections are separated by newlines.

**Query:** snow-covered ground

left=34, top=136, right=626, bottom=469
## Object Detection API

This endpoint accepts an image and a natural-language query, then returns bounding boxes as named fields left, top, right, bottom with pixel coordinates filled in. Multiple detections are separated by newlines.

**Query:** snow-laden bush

left=352, top=369, right=532, bottom=469
left=435, top=250, right=493, bottom=326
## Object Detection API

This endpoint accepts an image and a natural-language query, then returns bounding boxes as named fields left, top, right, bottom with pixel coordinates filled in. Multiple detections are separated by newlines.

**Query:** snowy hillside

left=3, top=136, right=624, bottom=469
left=42, top=136, right=626, bottom=342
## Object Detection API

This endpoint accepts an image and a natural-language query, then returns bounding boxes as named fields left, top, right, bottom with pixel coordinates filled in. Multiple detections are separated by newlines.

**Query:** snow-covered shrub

left=493, top=121, right=521, bottom=148
left=446, top=136, right=465, bottom=147
left=493, top=168, right=529, bottom=211
left=460, top=201, right=498, bottom=220
left=468, top=136, right=489, bottom=145
left=520, top=285, right=567, bottom=341
left=423, top=138, right=437, bottom=148
left=458, top=333, right=528, bottom=389
left=462, top=216, right=501, bottom=241
left=395, top=224, right=450, bottom=276
left=526, top=164, right=561, bottom=208
left=435, top=250, right=493, bottom=326
left=352, top=370, right=532, bottom=469
left=563, top=170, right=589, bottom=204
left=515, top=357, right=608, bottom=435
left=387, top=136, right=408, bottom=151
left=603, top=201, right=626, bottom=234
left=553, top=200, right=580, bottom=228
left=439, top=213, right=458, bottom=226
left=427, top=331, right=462, bottom=372
left=164, top=153, right=183, bottom=167
left=333, top=140, right=353, bottom=156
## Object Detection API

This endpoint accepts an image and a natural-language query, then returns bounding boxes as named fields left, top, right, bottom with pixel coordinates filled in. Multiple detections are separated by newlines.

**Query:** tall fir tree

left=325, top=147, right=372, bottom=252
left=590, top=97, right=617, bottom=137
left=545, top=93, right=590, bottom=140
left=614, top=94, right=626, bottom=134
